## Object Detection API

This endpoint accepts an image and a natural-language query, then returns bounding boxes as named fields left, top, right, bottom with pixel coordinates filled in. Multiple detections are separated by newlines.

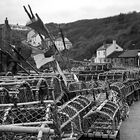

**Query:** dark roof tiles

left=118, top=49, right=140, bottom=58
left=107, top=51, right=123, bottom=58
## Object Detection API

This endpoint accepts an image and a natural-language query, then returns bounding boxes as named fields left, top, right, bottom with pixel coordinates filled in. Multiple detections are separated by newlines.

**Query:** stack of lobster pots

left=0, top=66, right=139, bottom=140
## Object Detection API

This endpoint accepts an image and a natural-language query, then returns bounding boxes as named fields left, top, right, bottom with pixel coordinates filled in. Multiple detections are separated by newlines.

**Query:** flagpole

left=58, top=25, right=71, bottom=72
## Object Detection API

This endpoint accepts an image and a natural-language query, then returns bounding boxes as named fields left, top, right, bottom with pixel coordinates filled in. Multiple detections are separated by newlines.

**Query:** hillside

left=12, top=11, right=140, bottom=61
left=46, top=11, right=140, bottom=60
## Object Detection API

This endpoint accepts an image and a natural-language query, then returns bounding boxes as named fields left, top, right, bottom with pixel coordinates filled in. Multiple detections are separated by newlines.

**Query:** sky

left=0, top=0, right=140, bottom=25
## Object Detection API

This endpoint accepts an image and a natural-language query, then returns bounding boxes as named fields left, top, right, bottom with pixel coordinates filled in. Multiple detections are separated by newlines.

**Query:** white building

left=10, top=24, right=30, bottom=31
left=27, top=30, right=43, bottom=47
left=55, top=37, right=72, bottom=51
left=95, top=40, right=123, bottom=63
left=27, top=30, right=72, bottom=50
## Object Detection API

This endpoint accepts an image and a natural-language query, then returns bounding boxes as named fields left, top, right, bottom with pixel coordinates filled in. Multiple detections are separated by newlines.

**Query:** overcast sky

left=0, top=0, right=140, bottom=25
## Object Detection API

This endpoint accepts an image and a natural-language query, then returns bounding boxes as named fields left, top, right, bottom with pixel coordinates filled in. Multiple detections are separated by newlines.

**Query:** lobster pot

left=98, top=73, right=106, bottom=81
left=83, top=100, right=121, bottom=139
left=133, top=80, right=140, bottom=101
left=84, top=74, right=91, bottom=81
left=78, top=73, right=98, bottom=81
left=79, top=63, right=112, bottom=75
left=68, top=81, right=88, bottom=92
left=17, top=81, right=34, bottom=102
left=0, top=81, right=35, bottom=103
left=122, top=80, right=135, bottom=105
left=25, top=78, right=50, bottom=101
left=25, top=78, right=42, bottom=99
left=123, top=80, right=135, bottom=97
left=67, top=81, right=91, bottom=102
left=45, top=76, right=64, bottom=101
left=59, top=95, right=92, bottom=138
left=0, top=100, right=55, bottom=140
left=110, top=82, right=126, bottom=99
left=77, top=74, right=86, bottom=81
left=0, top=87, right=11, bottom=104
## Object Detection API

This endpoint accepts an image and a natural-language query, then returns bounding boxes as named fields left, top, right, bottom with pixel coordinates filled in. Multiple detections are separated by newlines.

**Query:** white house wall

left=96, top=50, right=106, bottom=58
left=27, top=30, right=44, bottom=47
left=27, top=31, right=72, bottom=50
left=27, top=30, right=34, bottom=42
left=55, top=37, right=72, bottom=51
left=95, top=40, right=123, bottom=63
left=96, top=50, right=106, bottom=63
left=32, top=35, right=42, bottom=46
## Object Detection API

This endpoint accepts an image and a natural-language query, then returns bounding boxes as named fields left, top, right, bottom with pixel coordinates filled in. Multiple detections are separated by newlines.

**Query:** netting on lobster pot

left=0, top=100, right=56, bottom=140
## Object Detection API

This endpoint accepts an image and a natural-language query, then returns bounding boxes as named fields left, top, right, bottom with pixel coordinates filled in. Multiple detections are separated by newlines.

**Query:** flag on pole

left=33, top=54, right=54, bottom=69
left=30, top=45, right=55, bottom=69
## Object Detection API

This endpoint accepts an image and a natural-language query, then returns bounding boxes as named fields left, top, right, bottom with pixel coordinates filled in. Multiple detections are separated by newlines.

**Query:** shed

left=118, top=49, right=140, bottom=67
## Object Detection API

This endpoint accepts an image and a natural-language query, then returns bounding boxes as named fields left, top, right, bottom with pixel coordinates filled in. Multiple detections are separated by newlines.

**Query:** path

left=120, top=101, right=140, bottom=140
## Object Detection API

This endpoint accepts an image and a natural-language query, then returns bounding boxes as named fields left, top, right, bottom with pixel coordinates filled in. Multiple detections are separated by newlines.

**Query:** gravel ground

left=120, top=101, right=140, bottom=140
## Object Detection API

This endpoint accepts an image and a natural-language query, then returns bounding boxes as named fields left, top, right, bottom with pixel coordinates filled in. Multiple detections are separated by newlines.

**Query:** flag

left=30, top=45, right=55, bottom=69
left=33, top=54, right=54, bottom=69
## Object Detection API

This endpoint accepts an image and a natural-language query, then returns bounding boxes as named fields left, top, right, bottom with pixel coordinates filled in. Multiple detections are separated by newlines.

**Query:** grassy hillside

left=46, top=11, right=140, bottom=60
left=13, top=11, right=140, bottom=61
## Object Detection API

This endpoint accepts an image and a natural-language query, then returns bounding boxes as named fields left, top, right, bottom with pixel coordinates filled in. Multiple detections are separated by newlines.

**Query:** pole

left=58, top=25, right=71, bottom=72
left=138, top=57, right=139, bottom=67
left=138, top=52, right=140, bottom=67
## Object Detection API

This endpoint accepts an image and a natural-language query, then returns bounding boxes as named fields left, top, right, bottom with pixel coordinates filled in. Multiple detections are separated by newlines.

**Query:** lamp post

left=137, top=51, right=140, bottom=67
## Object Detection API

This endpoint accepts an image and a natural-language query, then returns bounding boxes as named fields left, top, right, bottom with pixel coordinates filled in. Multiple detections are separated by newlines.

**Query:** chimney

left=5, top=17, right=8, bottom=25
left=113, top=40, right=116, bottom=45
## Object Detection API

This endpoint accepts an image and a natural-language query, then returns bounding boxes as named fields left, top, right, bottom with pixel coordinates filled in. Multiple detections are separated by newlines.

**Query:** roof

left=55, top=37, right=69, bottom=42
left=107, top=51, right=123, bottom=58
left=118, top=49, right=140, bottom=58
left=97, top=44, right=111, bottom=51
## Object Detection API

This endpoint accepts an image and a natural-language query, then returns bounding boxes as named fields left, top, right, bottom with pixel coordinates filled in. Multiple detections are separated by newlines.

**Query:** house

left=27, top=30, right=43, bottom=47
left=55, top=37, right=72, bottom=51
left=10, top=24, right=30, bottom=31
left=27, top=30, right=73, bottom=51
left=106, top=51, right=123, bottom=67
left=118, top=49, right=140, bottom=67
left=95, top=40, right=123, bottom=63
